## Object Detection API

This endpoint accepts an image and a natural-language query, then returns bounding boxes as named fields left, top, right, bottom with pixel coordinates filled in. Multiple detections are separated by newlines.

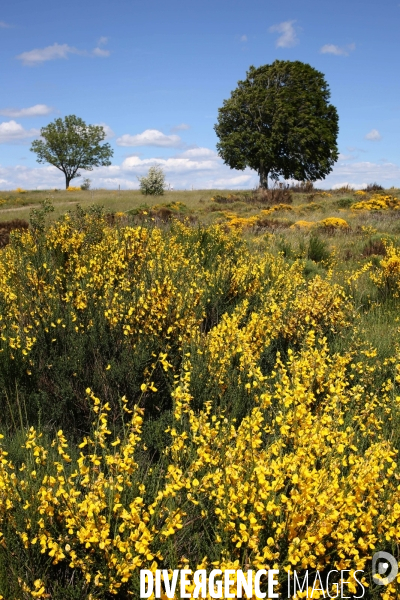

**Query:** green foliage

left=80, top=177, right=91, bottom=190
left=335, top=196, right=354, bottom=208
left=138, top=165, right=166, bottom=196
left=307, top=233, right=330, bottom=263
left=30, top=115, right=113, bottom=189
left=214, top=60, right=339, bottom=188
left=29, top=198, right=55, bottom=234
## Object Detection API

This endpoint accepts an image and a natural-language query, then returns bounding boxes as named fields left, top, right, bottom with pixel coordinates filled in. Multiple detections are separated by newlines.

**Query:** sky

left=0, top=0, right=399, bottom=190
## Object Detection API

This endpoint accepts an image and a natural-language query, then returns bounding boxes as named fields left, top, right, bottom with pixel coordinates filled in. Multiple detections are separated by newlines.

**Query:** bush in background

left=138, top=165, right=166, bottom=196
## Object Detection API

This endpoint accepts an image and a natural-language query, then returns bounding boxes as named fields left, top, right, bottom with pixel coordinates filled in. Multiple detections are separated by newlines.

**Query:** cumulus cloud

left=211, top=175, right=253, bottom=186
left=0, top=104, right=53, bottom=118
left=116, top=129, right=183, bottom=148
left=121, top=155, right=218, bottom=173
left=320, top=42, right=355, bottom=56
left=0, top=145, right=260, bottom=190
left=0, top=120, right=40, bottom=143
left=317, top=160, right=400, bottom=189
left=365, top=129, right=382, bottom=141
left=170, top=123, right=190, bottom=132
left=268, top=20, right=299, bottom=48
left=331, top=182, right=364, bottom=190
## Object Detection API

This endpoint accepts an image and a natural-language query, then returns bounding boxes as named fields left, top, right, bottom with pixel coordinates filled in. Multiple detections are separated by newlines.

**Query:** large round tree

left=214, top=60, right=339, bottom=189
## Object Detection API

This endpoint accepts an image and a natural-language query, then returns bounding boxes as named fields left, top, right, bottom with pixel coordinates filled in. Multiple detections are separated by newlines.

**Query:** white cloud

left=16, top=43, right=79, bottom=65
left=171, top=123, right=190, bottom=132
left=365, top=128, right=382, bottom=141
left=16, top=41, right=110, bottom=65
left=178, top=147, right=217, bottom=159
left=92, top=47, right=110, bottom=57
left=116, top=129, right=183, bottom=148
left=0, top=120, right=39, bottom=143
left=268, top=20, right=298, bottom=48
left=0, top=104, right=53, bottom=118
left=0, top=145, right=259, bottom=190
left=331, top=182, right=364, bottom=190
left=320, top=42, right=355, bottom=56
left=317, top=160, right=400, bottom=189
left=211, top=175, right=253, bottom=186
left=92, top=36, right=110, bottom=56
left=338, top=152, right=356, bottom=161
left=121, top=155, right=218, bottom=173
left=0, top=21, right=10, bottom=28
left=240, top=34, right=247, bottom=42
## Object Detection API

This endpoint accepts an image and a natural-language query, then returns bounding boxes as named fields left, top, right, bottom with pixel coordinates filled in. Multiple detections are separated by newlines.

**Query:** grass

left=0, top=189, right=227, bottom=221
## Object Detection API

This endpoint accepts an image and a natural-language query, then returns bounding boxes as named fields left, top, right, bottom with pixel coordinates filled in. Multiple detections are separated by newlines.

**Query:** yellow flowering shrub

left=66, top=186, right=82, bottom=192
left=260, top=204, right=294, bottom=215
left=352, top=194, right=400, bottom=211
left=318, top=217, right=350, bottom=231
left=0, top=210, right=400, bottom=597
left=290, top=220, right=315, bottom=230
left=370, top=242, right=400, bottom=297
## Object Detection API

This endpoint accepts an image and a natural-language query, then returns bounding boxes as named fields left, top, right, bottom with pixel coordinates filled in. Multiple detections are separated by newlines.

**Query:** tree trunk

left=65, top=174, right=72, bottom=189
left=258, top=165, right=269, bottom=189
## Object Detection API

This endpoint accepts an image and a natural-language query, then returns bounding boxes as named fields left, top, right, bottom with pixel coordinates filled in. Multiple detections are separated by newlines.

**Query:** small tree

left=138, top=165, right=166, bottom=195
left=214, top=60, right=339, bottom=189
left=80, top=178, right=91, bottom=191
left=30, top=115, right=113, bottom=189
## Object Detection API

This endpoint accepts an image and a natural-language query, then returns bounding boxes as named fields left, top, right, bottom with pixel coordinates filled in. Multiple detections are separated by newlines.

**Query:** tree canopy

left=214, top=60, right=339, bottom=189
left=30, top=115, right=113, bottom=189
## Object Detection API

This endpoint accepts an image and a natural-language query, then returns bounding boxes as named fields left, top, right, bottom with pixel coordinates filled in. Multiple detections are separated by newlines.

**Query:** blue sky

left=0, top=0, right=399, bottom=189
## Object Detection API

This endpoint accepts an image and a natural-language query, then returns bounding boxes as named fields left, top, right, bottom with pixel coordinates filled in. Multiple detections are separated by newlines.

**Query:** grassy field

left=1, top=186, right=400, bottom=598
left=0, top=189, right=229, bottom=221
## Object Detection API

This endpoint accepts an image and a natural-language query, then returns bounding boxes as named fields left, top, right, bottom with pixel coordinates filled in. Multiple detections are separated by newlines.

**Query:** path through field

left=0, top=201, right=79, bottom=214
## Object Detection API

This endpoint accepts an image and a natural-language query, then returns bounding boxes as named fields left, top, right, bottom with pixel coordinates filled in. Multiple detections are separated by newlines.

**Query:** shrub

left=138, top=165, right=166, bottom=196
left=318, top=217, right=350, bottom=232
left=362, top=237, right=387, bottom=257
left=210, top=194, right=238, bottom=204
left=288, top=181, right=314, bottom=193
left=307, top=233, right=330, bottom=263
left=249, top=185, right=293, bottom=205
left=80, top=178, right=91, bottom=191
left=290, top=220, right=315, bottom=230
left=352, top=194, right=400, bottom=211
left=335, top=197, right=354, bottom=208
left=0, top=219, right=29, bottom=248
left=66, top=186, right=81, bottom=192
left=365, top=182, right=384, bottom=192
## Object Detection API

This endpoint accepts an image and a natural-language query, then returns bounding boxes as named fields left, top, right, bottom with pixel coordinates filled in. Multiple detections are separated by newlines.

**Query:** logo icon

left=372, top=551, right=398, bottom=585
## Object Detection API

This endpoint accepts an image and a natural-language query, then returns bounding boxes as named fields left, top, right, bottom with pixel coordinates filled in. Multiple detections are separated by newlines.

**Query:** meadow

left=1, top=184, right=400, bottom=598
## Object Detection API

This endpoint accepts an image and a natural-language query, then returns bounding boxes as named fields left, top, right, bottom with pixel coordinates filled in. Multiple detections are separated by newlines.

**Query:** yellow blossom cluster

left=290, top=217, right=349, bottom=232
left=352, top=194, right=400, bottom=211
